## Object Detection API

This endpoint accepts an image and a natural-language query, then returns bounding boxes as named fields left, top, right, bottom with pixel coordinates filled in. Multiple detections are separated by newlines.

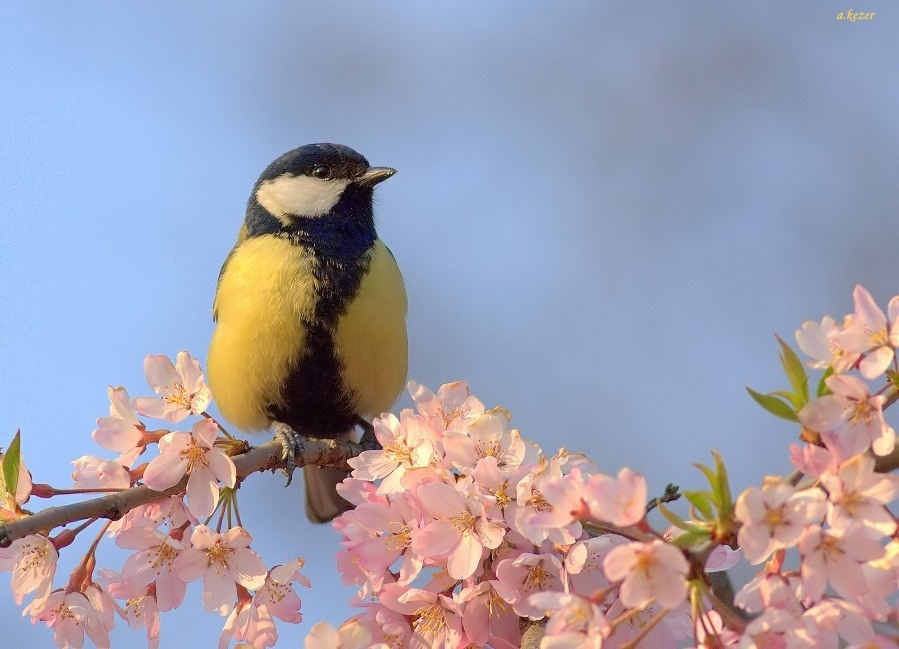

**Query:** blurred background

left=1, top=2, right=897, bottom=646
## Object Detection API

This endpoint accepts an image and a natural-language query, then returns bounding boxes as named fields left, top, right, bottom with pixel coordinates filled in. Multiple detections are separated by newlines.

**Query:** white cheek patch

left=256, top=174, right=350, bottom=219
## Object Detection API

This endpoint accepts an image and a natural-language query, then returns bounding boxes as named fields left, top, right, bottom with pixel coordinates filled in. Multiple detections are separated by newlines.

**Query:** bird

left=206, top=143, right=408, bottom=522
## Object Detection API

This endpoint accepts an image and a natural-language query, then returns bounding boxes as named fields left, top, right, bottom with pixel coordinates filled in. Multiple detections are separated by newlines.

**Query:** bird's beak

left=357, top=166, right=397, bottom=187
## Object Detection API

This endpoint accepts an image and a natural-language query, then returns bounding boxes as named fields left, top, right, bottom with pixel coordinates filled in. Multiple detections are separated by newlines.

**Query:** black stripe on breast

left=267, top=322, right=358, bottom=438
left=264, top=184, right=378, bottom=437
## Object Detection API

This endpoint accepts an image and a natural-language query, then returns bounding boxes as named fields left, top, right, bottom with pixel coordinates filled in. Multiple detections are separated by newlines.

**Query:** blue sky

left=1, top=3, right=898, bottom=647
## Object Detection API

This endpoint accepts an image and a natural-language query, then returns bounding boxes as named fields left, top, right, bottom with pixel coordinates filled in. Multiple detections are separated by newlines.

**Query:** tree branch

left=0, top=434, right=366, bottom=548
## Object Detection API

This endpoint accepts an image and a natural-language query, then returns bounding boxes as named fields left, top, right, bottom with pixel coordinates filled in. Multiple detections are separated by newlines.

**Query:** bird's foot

left=356, top=417, right=382, bottom=452
left=273, top=421, right=305, bottom=486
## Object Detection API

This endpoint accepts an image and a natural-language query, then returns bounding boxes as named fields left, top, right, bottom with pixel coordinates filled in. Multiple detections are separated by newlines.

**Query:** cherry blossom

left=219, top=591, right=278, bottom=649
left=143, top=419, right=236, bottom=519
left=586, top=466, right=648, bottom=527
left=348, top=410, right=440, bottom=494
left=528, top=591, right=608, bottom=648
left=133, top=351, right=212, bottom=422
left=820, top=454, right=899, bottom=535
left=411, top=479, right=505, bottom=580
left=0, top=533, right=58, bottom=605
left=304, top=619, right=387, bottom=649
left=606, top=598, right=691, bottom=647
left=838, top=285, right=899, bottom=380
left=789, top=442, right=838, bottom=478
left=564, top=534, right=625, bottom=595
left=377, top=584, right=466, bottom=649
left=253, top=558, right=310, bottom=624
left=494, top=552, right=565, bottom=619
left=107, top=494, right=195, bottom=537
left=71, top=455, right=130, bottom=490
left=526, top=466, right=591, bottom=537
left=456, top=580, right=520, bottom=649
left=734, top=479, right=826, bottom=564
left=96, top=569, right=161, bottom=649
left=703, top=544, right=742, bottom=572
left=733, top=572, right=804, bottom=617
left=173, top=526, right=267, bottom=615
left=798, top=374, right=895, bottom=459
left=797, top=524, right=885, bottom=603
left=407, top=380, right=485, bottom=433
left=336, top=495, right=424, bottom=588
left=795, top=315, right=859, bottom=373
left=603, top=539, right=689, bottom=609
left=340, top=604, right=412, bottom=649
left=116, top=525, right=188, bottom=612
left=442, top=408, right=530, bottom=473
left=93, top=386, right=145, bottom=460
left=798, top=600, right=875, bottom=649
left=738, top=608, right=804, bottom=649
left=26, top=589, right=110, bottom=649
left=4, top=308, right=899, bottom=649
left=514, top=457, right=582, bottom=545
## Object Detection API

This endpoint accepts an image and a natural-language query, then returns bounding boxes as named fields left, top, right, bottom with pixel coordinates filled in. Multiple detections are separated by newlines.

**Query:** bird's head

left=250, top=143, right=396, bottom=226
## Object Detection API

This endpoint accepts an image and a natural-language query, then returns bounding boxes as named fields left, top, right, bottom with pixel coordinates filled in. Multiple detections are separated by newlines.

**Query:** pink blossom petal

left=109, top=386, right=141, bottom=425
left=193, top=419, right=219, bottom=448
left=220, top=527, right=253, bottom=549
left=143, top=451, right=187, bottom=492
left=174, top=549, right=209, bottom=583
left=154, top=570, right=187, bottom=613
left=859, top=347, right=894, bottom=379
left=849, top=285, right=886, bottom=334
left=416, top=482, right=465, bottom=517
left=202, top=566, right=237, bottom=614
left=144, top=354, right=181, bottom=393
left=186, top=468, right=219, bottom=519
left=93, top=415, right=143, bottom=452
left=191, top=525, right=219, bottom=549
left=447, top=532, right=483, bottom=580
left=115, top=525, right=169, bottom=551
left=412, top=519, right=459, bottom=556
left=229, top=550, right=268, bottom=590
left=476, top=518, right=506, bottom=550
left=206, top=449, right=237, bottom=488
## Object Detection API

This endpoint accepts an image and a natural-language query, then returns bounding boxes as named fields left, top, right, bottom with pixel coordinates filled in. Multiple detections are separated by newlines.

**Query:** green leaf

left=768, top=390, right=802, bottom=410
left=712, top=450, right=733, bottom=520
left=657, top=503, right=706, bottom=533
left=668, top=528, right=711, bottom=549
left=683, top=490, right=714, bottom=520
left=693, top=461, right=717, bottom=491
left=817, top=365, right=834, bottom=397
left=1, top=431, right=21, bottom=507
left=745, top=387, right=799, bottom=422
left=777, top=336, right=809, bottom=404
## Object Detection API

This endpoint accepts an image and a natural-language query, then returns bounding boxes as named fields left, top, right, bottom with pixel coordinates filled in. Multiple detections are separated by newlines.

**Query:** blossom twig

left=0, top=435, right=363, bottom=547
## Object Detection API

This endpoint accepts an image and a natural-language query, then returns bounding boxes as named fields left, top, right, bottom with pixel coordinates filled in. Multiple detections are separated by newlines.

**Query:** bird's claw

left=273, top=422, right=305, bottom=486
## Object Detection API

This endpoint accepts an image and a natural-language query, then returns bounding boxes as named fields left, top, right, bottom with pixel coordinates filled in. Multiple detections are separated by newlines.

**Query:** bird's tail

left=303, top=463, right=354, bottom=523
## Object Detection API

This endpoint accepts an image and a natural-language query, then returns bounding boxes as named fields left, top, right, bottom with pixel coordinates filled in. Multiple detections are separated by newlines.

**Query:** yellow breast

left=207, top=235, right=316, bottom=431
left=334, top=240, right=408, bottom=417
left=207, top=235, right=408, bottom=432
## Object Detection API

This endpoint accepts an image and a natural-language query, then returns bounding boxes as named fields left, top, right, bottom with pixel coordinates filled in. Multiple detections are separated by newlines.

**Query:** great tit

left=206, top=143, right=408, bottom=522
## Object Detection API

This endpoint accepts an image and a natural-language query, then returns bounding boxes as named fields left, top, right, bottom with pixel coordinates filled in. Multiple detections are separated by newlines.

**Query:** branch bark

left=0, top=435, right=365, bottom=547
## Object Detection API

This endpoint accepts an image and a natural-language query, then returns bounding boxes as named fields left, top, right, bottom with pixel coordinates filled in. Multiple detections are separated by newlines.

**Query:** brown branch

left=0, top=435, right=366, bottom=548
left=874, top=446, right=899, bottom=473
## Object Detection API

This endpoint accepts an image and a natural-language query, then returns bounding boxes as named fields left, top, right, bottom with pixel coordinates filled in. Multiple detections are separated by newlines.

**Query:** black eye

left=311, top=164, right=331, bottom=179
